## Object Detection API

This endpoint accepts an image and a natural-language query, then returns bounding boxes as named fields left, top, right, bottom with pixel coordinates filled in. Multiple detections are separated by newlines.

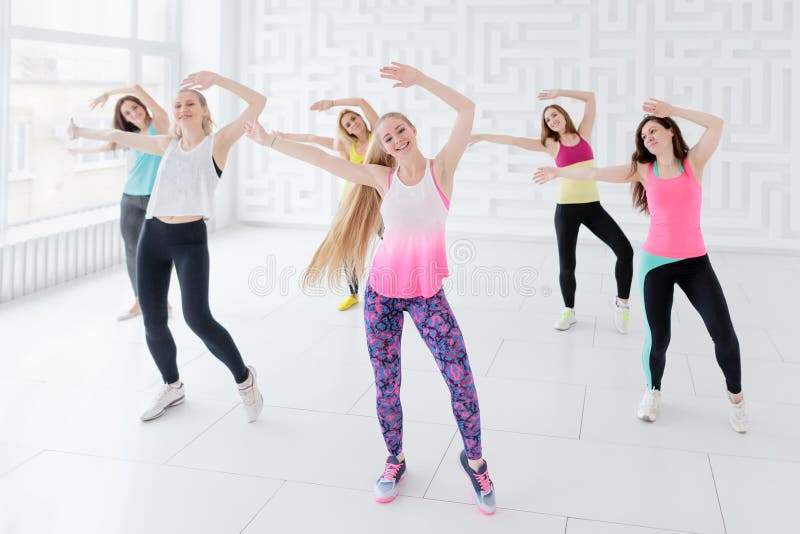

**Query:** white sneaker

left=239, top=365, right=264, bottom=423
left=611, top=297, right=630, bottom=334
left=729, top=400, right=748, bottom=433
left=554, top=309, right=577, bottom=331
left=140, top=383, right=185, bottom=421
left=637, top=388, right=661, bottom=422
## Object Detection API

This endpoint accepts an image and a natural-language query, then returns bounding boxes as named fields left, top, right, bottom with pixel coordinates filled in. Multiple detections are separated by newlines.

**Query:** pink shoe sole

left=374, top=473, right=406, bottom=503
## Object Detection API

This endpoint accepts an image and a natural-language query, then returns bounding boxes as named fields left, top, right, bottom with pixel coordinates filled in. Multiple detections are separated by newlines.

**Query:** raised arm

left=181, top=71, right=267, bottom=168
left=310, top=97, right=379, bottom=130
left=67, top=142, right=116, bottom=155
left=67, top=118, right=171, bottom=155
left=643, top=98, right=723, bottom=178
left=380, top=62, right=474, bottom=194
left=275, top=132, right=336, bottom=151
left=470, top=133, right=546, bottom=152
left=89, top=84, right=170, bottom=134
left=533, top=163, right=644, bottom=185
left=244, top=121, right=389, bottom=194
left=538, top=88, right=596, bottom=140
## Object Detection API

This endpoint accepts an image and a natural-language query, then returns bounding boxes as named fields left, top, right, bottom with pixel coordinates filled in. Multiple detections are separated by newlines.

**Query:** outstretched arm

left=244, top=121, right=389, bottom=193
left=538, top=88, right=596, bottom=141
left=67, top=118, right=171, bottom=155
left=533, top=164, right=643, bottom=185
left=88, top=84, right=170, bottom=134
left=643, top=98, right=723, bottom=178
left=470, top=133, right=546, bottom=152
left=310, top=97, right=379, bottom=130
left=181, top=71, right=267, bottom=168
left=380, top=62, right=473, bottom=195
left=274, top=132, right=336, bottom=151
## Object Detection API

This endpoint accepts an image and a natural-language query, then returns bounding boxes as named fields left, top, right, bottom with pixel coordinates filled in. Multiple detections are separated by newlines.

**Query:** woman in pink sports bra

left=244, top=62, right=496, bottom=515
left=534, top=99, right=747, bottom=434
left=471, top=89, right=633, bottom=335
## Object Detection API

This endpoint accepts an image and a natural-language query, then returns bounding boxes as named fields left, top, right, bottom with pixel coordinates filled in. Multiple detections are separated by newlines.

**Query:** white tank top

left=145, top=135, right=219, bottom=219
left=369, top=160, right=450, bottom=298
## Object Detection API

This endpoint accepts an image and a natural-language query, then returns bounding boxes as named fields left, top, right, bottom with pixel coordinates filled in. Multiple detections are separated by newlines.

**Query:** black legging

left=554, top=201, right=633, bottom=308
left=641, top=253, right=741, bottom=393
left=136, top=218, right=249, bottom=384
left=120, top=193, right=149, bottom=295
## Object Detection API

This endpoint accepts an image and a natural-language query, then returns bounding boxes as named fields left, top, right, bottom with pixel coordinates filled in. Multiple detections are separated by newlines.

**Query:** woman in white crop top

left=244, top=62, right=497, bottom=515
left=67, top=71, right=267, bottom=424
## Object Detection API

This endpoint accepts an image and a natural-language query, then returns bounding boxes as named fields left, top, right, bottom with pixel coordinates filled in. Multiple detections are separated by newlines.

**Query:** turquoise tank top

left=123, top=123, right=162, bottom=196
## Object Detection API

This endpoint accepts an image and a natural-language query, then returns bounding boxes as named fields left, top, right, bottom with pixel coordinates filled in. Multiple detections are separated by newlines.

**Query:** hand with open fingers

left=537, top=89, right=560, bottom=100
left=380, top=62, right=422, bottom=88
left=642, top=98, right=674, bottom=118
left=533, top=167, right=558, bottom=184
left=181, top=71, right=218, bottom=91
left=88, top=93, right=109, bottom=110
left=243, top=120, right=269, bottom=145
left=67, top=118, right=78, bottom=141
left=309, top=99, right=333, bottom=111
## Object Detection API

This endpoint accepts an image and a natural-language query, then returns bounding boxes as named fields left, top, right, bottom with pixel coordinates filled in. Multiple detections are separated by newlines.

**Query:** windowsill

left=0, top=205, right=119, bottom=246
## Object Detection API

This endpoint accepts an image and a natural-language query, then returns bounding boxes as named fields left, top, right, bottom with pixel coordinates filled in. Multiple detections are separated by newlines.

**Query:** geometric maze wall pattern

left=237, top=0, right=800, bottom=252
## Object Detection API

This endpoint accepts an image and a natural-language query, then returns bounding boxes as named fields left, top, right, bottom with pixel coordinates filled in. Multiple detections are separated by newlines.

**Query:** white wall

left=234, top=0, right=799, bottom=253
left=180, top=0, right=241, bottom=230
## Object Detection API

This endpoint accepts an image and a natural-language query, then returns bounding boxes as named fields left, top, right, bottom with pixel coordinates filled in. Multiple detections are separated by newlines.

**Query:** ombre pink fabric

left=369, top=160, right=450, bottom=298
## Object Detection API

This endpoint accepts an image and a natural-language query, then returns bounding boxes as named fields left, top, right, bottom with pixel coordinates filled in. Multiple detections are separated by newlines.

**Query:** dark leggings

left=120, top=193, right=150, bottom=296
left=639, top=252, right=741, bottom=393
left=136, top=218, right=249, bottom=384
left=554, top=201, right=633, bottom=308
left=346, top=266, right=359, bottom=296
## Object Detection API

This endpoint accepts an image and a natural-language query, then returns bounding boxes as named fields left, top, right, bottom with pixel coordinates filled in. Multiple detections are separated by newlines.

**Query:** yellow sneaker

left=337, top=295, right=359, bottom=311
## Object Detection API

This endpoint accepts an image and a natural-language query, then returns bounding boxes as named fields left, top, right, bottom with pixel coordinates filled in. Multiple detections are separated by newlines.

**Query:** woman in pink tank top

left=534, top=99, right=747, bottom=434
left=470, top=89, right=634, bottom=335
left=244, top=62, right=496, bottom=515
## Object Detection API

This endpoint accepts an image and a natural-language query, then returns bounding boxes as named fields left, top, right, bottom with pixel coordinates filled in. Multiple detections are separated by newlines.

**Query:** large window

left=2, top=0, right=179, bottom=227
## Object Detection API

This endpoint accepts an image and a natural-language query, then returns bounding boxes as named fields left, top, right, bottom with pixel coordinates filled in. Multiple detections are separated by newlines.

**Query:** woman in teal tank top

left=69, top=85, right=169, bottom=320
left=272, top=97, right=379, bottom=312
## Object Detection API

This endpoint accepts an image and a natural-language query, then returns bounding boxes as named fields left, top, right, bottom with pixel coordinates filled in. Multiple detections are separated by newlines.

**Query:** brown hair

left=630, top=115, right=690, bottom=214
left=111, top=95, right=151, bottom=150
left=335, top=108, right=372, bottom=156
left=302, top=112, right=411, bottom=290
left=173, top=89, right=214, bottom=139
left=539, top=104, right=578, bottom=146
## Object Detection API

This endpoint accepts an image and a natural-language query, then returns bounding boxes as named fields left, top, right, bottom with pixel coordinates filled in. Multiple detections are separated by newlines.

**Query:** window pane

left=142, top=55, right=174, bottom=110
left=7, top=40, right=130, bottom=225
left=138, top=0, right=178, bottom=42
left=11, top=0, right=132, bottom=38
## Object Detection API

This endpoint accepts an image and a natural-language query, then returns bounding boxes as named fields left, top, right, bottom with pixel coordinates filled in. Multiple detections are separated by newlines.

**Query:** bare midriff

left=156, top=215, right=203, bottom=224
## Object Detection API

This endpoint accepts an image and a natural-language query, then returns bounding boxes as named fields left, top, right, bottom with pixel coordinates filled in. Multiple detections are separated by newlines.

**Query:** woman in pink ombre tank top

left=533, top=99, right=747, bottom=434
left=245, top=62, right=497, bottom=514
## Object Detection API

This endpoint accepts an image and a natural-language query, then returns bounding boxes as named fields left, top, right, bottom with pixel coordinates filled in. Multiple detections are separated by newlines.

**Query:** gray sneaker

left=140, top=383, right=185, bottom=422
left=459, top=450, right=496, bottom=515
left=374, top=455, right=406, bottom=503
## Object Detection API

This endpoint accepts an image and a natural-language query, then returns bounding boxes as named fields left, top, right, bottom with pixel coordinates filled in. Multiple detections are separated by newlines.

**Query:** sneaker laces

left=560, top=310, right=573, bottom=321
left=381, top=461, right=402, bottom=481
left=153, top=384, right=178, bottom=403
left=239, top=384, right=258, bottom=405
left=474, top=470, right=493, bottom=494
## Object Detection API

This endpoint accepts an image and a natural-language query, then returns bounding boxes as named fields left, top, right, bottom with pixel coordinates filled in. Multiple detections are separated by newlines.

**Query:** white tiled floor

left=0, top=225, right=797, bottom=533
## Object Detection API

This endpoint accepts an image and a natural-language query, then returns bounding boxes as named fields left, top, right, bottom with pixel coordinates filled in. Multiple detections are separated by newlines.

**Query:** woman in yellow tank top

left=275, top=97, right=378, bottom=311
left=471, top=89, right=634, bottom=334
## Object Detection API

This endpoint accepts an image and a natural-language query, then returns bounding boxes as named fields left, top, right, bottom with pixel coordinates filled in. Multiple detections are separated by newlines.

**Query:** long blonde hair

left=173, top=89, right=215, bottom=138
left=303, top=112, right=412, bottom=290
left=335, top=108, right=371, bottom=156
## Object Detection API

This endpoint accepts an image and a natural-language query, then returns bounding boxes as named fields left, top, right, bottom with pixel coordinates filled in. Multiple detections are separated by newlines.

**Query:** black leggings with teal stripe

left=639, top=252, right=741, bottom=393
